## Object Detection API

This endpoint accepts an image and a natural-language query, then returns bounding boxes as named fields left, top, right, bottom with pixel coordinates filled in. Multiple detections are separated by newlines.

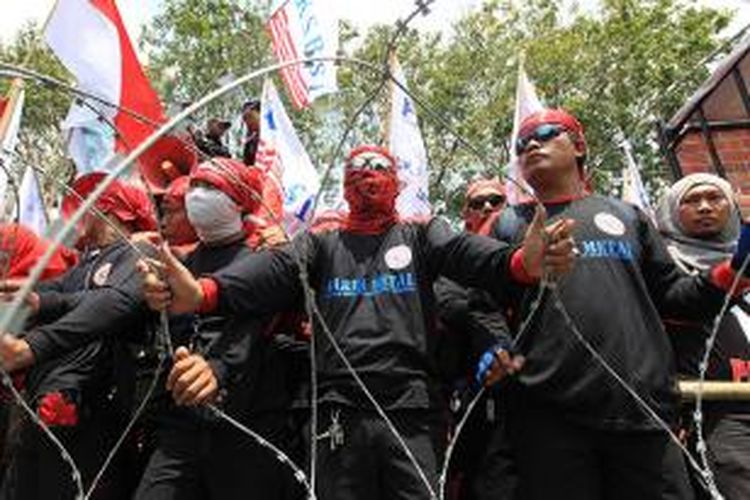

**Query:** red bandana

left=518, top=108, right=587, bottom=160
left=190, top=158, right=269, bottom=247
left=343, top=145, right=399, bottom=235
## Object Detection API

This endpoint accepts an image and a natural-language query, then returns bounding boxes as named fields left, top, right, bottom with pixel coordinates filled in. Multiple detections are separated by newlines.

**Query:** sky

left=2, top=0, right=748, bottom=49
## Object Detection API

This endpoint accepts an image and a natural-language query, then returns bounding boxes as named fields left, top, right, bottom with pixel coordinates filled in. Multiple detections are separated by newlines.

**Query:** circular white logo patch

left=92, top=263, right=112, bottom=286
left=384, top=245, right=413, bottom=270
left=594, top=212, right=626, bottom=236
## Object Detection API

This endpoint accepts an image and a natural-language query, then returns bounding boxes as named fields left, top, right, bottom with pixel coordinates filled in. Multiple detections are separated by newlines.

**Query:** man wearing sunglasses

left=462, top=178, right=507, bottom=236
left=139, top=143, right=577, bottom=500
left=489, top=108, right=750, bottom=500
left=435, top=176, right=519, bottom=500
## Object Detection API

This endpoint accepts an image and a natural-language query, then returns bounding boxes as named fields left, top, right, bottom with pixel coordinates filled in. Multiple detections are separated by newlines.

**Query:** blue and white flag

left=256, top=79, right=320, bottom=234
left=18, top=166, right=47, bottom=236
left=66, top=121, right=118, bottom=175
left=387, top=55, right=431, bottom=218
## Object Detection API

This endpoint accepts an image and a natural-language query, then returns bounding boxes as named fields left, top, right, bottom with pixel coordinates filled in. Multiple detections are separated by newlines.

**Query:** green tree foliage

left=0, top=0, right=739, bottom=219
left=356, top=0, right=734, bottom=213
left=142, top=0, right=271, bottom=127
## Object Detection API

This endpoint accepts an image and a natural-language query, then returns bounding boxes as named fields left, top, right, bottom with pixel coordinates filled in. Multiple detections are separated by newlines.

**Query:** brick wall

left=674, top=128, right=750, bottom=208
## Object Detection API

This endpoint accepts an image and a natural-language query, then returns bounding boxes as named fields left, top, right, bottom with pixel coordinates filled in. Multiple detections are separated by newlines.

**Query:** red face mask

left=342, top=145, right=400, bottom=235
left=343, top=169, right=399, bottom=234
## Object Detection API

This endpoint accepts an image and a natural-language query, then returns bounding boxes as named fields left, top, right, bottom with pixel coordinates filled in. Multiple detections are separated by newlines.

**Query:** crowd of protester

left=0, top=107, right=747, bottom=500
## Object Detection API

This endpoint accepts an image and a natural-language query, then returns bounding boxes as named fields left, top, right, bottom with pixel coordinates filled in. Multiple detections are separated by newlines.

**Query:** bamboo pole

left=679, top=381, right=750, bottom=401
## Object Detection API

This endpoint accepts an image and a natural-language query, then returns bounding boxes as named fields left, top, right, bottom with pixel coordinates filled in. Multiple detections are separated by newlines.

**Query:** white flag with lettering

left=266, top=0, right=338, bottom=109
left=388, top=56, right=431, bottom=218
left=256, top=80, right=320, bottom=233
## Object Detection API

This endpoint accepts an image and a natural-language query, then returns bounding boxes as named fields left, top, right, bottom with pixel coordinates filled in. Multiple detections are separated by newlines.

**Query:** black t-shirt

left=490, top=195, right=727, bottom=431
left=210, top=218, right=517, bottom=410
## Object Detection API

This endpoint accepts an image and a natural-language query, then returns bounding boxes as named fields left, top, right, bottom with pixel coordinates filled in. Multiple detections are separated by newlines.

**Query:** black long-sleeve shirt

left=158, top=240, right=302, bottom=428
left=24, top=240, right=154, bottom=402
left=490, top=194, right=728, bottom=431
left=206, top=218, right=519, bottom=410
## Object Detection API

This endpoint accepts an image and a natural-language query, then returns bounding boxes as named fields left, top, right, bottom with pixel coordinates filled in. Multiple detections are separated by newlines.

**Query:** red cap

left=190, top=158, right=264, bottom=214
left=62, top=172, right=157, bottom=232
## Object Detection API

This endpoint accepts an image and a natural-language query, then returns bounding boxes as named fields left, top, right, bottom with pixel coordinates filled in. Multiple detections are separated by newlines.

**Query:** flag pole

left=383, top=50, right=397, bottom=147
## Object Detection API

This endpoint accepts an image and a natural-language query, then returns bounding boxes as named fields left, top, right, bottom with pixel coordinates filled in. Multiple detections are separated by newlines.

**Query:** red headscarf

left=518, top=108, right=587, bottom=161
left=462, top=178, right=505, bottom=235
left=190, top=158, right=264, bottom=215
left=343, top=145, right=400, bottom=235
left=62, top=172, right=157, bottom=232
left=189, top=158, right=278, bottom=248
left=0, top=223, right=78, bottom=281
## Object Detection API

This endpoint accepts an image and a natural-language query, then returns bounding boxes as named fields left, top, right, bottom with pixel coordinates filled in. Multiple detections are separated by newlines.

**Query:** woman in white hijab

left=657, top=172, right=750, bottom=500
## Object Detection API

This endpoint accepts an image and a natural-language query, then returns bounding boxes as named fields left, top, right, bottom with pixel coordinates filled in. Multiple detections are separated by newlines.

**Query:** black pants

left=317, top=407, right=443, bottom=500
left=705, top=415, right=750, bottom=499
left=135, top=414, right=302, bottom=500
left=508, top=405, right=687, bottom=500
left=449, top=392, right=517, bottom=500
left=0, top=410, right=126, bottom=500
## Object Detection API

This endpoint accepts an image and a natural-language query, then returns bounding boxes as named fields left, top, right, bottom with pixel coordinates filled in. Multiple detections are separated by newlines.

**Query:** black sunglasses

left=515, top=123, right=565, bottom=155
left=468, top=194, right=505, bottom=210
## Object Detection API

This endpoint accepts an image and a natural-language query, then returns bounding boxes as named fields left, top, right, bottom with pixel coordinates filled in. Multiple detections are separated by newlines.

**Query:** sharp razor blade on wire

left=0, top=1, right=734, bottom=496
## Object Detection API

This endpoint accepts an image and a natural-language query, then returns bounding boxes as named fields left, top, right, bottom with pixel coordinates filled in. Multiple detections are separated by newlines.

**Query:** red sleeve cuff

left=197, top=278, right=219, bottom=314
left=710, top=261, right=750, bottom=296
left=510, top=248, right=537, bottom=285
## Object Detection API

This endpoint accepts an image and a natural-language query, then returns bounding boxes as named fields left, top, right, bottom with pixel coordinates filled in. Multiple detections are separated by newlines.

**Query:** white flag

left=18, top=166, right=47, bottom=236
left=387, top=56, right=431, bottom=218
left=256, top=80, right=321, bottom=234
left=0, top=84, right=25, bottom=215
left=620, top=134, right=655, bottom=220
left=266, top=0, right=338, bottom=109
left=507, top=63, right=544, bottom=205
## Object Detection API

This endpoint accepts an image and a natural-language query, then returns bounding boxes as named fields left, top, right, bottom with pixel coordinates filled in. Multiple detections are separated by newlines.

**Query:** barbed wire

left=0, top=2, right=744, bottom=498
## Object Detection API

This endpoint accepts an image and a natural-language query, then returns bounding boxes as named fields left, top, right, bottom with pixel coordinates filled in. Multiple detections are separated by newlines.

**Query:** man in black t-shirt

left=491, top=108, right=750, bottom=500
left=139, top=144, right=576, bottom=500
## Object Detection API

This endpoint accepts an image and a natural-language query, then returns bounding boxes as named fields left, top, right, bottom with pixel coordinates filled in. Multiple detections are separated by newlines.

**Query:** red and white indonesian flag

left=507, top=64, right=544, bottom=205
left=387, top=55, right=431, bottom=218
left=266, top=0, right=338, bottom=109
left=44, top=0, right=165, bottom=175
left=0, top=82, right=26, bottom=214
left=256, top=80, right=320, bottom=234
